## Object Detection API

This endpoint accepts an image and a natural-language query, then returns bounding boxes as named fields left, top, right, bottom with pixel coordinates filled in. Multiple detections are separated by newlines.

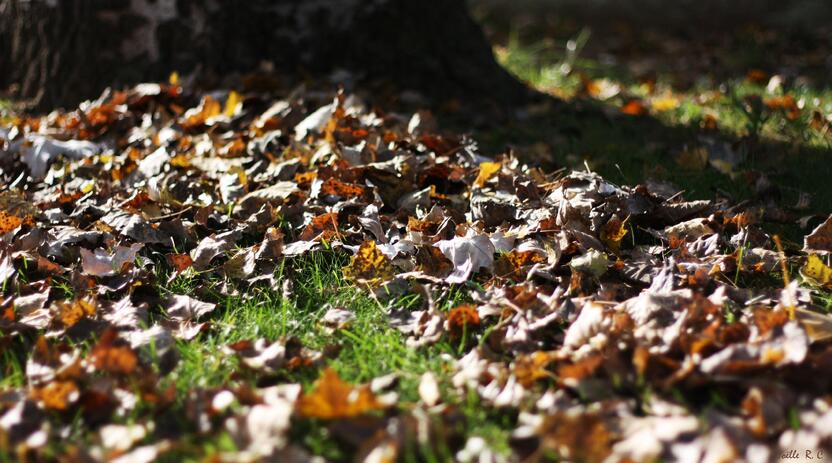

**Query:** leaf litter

left=0, top=79, right=831, bottom=462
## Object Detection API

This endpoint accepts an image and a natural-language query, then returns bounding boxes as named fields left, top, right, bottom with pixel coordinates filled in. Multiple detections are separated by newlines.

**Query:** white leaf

left=80, top=243, right=144, bottom=276
left=418, top=372, right=440, bottom=406
left=435, top=230, right=495, bottom=284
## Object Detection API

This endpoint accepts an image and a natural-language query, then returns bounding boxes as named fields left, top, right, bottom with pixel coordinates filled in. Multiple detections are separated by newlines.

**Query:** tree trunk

left=0, top=0, right=529, bottom=110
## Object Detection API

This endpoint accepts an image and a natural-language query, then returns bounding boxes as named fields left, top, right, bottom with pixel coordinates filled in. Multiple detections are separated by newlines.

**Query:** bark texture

left=0, top=0, right=528, bottom=110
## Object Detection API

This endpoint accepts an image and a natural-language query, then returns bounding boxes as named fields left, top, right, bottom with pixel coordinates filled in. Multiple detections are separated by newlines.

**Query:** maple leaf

left=435, top=230, right=495, bottom=283
left=31, top=380, right=80, bottom=411
left=299, top=212, right=340, bottom=242
left=474, top=161, right=501, bottom=188
left=447, top=304, right=480, bottom=331
left=801, top=254, right=832, bottom=287
left=296, top=368, right=384, bottom=419
left=58, top=297, right=97, bottom=328
left=90, top=329, right=139, bottom=375
left=0, top=210, right=25, bottom=234
left=343, top=241, right=394, bottom=286
left=600, top=216, right=628, bottom=255
left=804, top=214, right=832, bottom=254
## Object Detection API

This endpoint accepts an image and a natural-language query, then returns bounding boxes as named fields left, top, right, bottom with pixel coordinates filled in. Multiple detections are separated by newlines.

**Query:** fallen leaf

left=418, top=372, right=440, bottom=406
left=164, top=295, right=216, bottom=322
left=90, top=329, right=139, bottom=375
left=58, top=297, right=96, bottom=328
left=31, top=380, right=79, bottom=411
left=801, top=254, right=832, bottom=287
left=80, top=244, right=144, bottom=277
left=343, top=241, right=394, bottom=286
left=804, top=215, right=832, bottom=253
left=0, top=210, right=25, bottom=234
left=621, top=99, right=648, bottom=116
left=224, top=90, right=242, bottom=118
left=651, top=94, right=680, bottom=112
left=299, top=213, right=339, bottom=242
left=435, top=230, right=495, bottom=283
left=601, top=216, right=628, bottom=254
left=474, top=162, right=501, bottom=188
left=447, top=304, right=480, bottom=335
left=569, top=249, right=609, bottom=278
left=297, top=368, right=384, bottom=419
left=764, top=95, right=800, bottom=120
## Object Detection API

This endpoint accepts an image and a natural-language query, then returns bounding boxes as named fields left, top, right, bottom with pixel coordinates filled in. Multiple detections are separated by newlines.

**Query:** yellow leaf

left=801, top=254, right=832, bottom=287
left=474, top=162, right=501, bottom=188
left=229, top=165, right=248, bottom=186
left=601, top=216, right=629, bottom=254
left=343, top=241, right=393, bottom=286
left=224, top=90, right=242, bottom=118
left=651, top=95, right=680, bottom=112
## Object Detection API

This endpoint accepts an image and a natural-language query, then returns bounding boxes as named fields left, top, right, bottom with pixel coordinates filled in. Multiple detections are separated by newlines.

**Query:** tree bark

left=0, top=0, right=529, bottom=110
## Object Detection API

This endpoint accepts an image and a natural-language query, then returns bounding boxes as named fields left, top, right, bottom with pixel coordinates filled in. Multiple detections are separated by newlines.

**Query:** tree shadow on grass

left=446, top=0, right=832, bottom=242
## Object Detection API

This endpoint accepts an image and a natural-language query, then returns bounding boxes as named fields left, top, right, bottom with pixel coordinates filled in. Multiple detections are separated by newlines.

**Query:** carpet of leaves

left=2, top=81, right=832, bottom=462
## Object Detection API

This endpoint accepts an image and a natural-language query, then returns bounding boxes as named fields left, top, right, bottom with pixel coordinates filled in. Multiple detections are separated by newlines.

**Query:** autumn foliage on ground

left=1, top=74, right=832, bottom=463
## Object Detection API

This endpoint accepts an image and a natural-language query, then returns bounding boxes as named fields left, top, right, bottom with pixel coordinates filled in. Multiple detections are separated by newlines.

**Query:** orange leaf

left=58, top=297, right=96, bottom=328
left=621, top=100, right=648, bottom=116
left=0, top=210, right=25, bottom=234
left=746, top=69, right=768, bottom=84
left=90, top=329, right=139, bottom=375
left=763, top=95, right=800, bottom=120
left=31, top=380, right=79, bottom=411
left=600, top=216, right=629, bottom=254
left=297, top=368, right=384, bottom=419
left=320, top=178, right=366, bottom=199
left=299, top=212, right=339, bottom=242
left=514, top=351, right=554, bottom=387
left=166, top=253, right=193, bottom=274
left=448, top=304, right=480, bottom=330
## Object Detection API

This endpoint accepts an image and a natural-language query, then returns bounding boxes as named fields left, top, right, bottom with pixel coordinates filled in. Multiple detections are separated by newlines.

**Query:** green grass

left=157, top=252, right=514, bottom=460
left=0, top=252, right=512, bottom=462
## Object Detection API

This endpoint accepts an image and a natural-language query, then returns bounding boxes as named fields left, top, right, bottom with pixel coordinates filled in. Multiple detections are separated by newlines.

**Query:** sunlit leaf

left=474, top=162, right=501, bottom=188
left=297, top=368, right=384, bottom=419
left=224, top=90, right=242, bottom=118
left=343, top=240, right=394, bottom=286
left=801, top=254, right=832, bottom=287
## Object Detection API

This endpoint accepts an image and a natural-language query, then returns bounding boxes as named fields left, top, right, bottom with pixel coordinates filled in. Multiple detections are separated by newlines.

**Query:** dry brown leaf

left=804, top=215, right=832, bottom=253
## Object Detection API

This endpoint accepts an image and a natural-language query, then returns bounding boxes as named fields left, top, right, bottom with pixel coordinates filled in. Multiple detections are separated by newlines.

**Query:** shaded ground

left=468, top=0, right=832, bottom=242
